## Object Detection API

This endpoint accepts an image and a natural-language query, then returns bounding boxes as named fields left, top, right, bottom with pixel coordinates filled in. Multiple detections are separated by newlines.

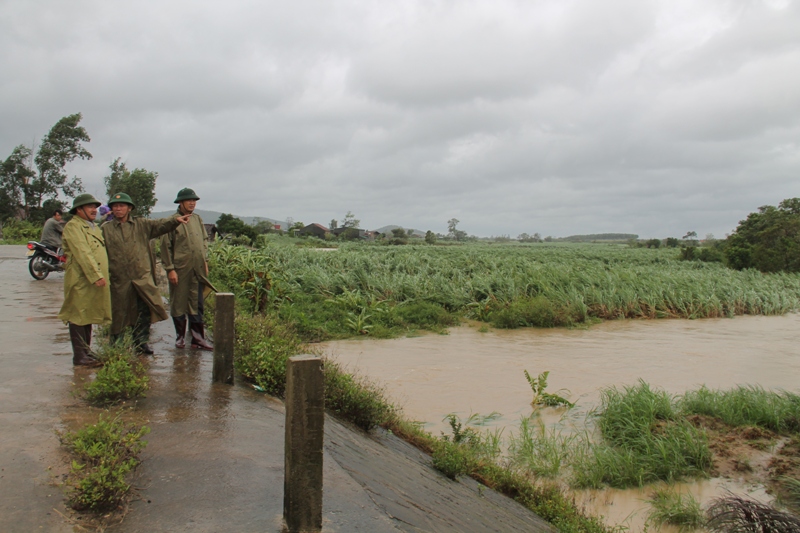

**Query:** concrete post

left=212, top=293, right=234, bottom=384
left=284, top=355, right=324, bottom=533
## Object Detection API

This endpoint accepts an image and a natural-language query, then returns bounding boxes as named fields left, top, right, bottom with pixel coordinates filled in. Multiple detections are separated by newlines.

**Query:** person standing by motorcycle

left=57, top=194, right=110, bottom=367
left=40, top=209, right=66, bottom=251
left=160, top=188, right=216, bottom=350
left=102, top=192, right=190, bottom=354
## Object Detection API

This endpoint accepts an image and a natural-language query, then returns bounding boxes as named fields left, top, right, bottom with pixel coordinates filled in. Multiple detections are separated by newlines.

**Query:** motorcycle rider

left=40, top=209, right=66, bottom=251
left=57, top=194, right=110, bottom=367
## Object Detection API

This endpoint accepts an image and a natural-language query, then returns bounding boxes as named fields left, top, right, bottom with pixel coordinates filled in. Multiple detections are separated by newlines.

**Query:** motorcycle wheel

left=29, top=255, right=50, bottom=280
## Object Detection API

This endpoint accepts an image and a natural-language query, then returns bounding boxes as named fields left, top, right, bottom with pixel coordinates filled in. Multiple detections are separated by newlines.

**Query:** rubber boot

left=134, top=297, right=153, bottom=355
left=173, top=316, right=187, bottom=348
left=69, top=323, right=101, bottom=367
left=190, top=322, right=213, bottom=351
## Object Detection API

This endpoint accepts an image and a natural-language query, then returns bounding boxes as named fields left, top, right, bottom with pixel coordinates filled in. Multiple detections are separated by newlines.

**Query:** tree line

left=1, top=114, right=160, bottom=239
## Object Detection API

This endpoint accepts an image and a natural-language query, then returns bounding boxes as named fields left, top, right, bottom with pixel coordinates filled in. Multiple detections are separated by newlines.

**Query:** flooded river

left=324, top=315, right=800, bottom=531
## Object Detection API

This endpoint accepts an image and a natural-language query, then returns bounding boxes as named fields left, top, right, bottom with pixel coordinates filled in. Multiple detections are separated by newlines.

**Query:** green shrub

left=60, top=414, right=149, bottom=512
left=233, top=313, right=309, bottom=396
left=1, top=219, right=41, bottom=243
left=84, top=336, right=148, bottom=406
left=396, top=300, right=457, bottom=328
left=489, top=296, right=580, bottom=328
left=324, top=359, right=395, bottom=431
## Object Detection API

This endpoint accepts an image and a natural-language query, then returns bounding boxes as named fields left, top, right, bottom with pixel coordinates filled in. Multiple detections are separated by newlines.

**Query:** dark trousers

left=113, top=296, right=151, bottom=347
left=188, top=282, right=205, bottom=325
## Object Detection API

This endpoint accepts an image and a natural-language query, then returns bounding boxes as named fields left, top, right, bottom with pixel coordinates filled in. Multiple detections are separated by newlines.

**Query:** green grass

left=645, top=486, right=704, bottom=531
left=508, top=416, right=575, bottom=478
left=324, top=360, right=396, bottom=431
left=679, top=385, right=800, bottom=432
left=571, top=382, right=713, bottom=488
left=208, top=241, right=800, bottom=342
left=60, top=413, right=149, bottom=512
left=84, top=335, right=148, bottom=406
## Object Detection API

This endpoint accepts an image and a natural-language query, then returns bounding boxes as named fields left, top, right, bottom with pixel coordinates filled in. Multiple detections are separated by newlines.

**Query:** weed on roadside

left=84, top=335, right=148, bottom=406
left=60, top=413, right=149, bottom=513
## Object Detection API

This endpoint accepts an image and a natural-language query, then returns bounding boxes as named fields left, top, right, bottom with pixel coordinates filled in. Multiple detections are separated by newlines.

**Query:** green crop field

left=207, top=239, right=800, bottom=341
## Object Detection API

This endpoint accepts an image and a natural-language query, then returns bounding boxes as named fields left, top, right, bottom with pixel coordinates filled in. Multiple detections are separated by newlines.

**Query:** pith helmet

left=69, top=193, right=102, bottom=215
left=108, top=192, right=136, bottom=209
left=174, top=187, right=200, bottom=203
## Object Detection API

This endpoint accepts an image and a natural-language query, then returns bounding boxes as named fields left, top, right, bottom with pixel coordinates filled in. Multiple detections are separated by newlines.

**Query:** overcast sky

left=2, top=0, right=799, bottom=238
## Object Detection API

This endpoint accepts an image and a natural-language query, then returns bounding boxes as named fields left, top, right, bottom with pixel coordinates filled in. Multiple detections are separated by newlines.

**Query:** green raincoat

left=160, top=210, right=216, bottom=317
left=102, top=215, right=181, bottom=335
left=58, top=217, right=112, bottom=326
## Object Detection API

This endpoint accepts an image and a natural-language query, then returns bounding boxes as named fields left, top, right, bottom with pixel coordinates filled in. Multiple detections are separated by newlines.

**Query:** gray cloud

left=1, top=0, right=799, bottom=238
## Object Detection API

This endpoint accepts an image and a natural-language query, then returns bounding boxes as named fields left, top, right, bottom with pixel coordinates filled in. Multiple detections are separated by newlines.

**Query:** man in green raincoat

left=58, top=194, right=111, bottom=366
left=102, top=192, right=190, bottom=354
left=160, top=188, right=216, bottom=349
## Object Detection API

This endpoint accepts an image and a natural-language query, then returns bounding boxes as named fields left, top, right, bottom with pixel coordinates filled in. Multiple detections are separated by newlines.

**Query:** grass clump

left=60, top=413, right=149, bottom=512
left=84, top=336, right=148, bottom=406
left=324, top=360, right=396, bottom=431
left=645, top=486, right=704, bottom=531
left=679, top=385, right=800, bottom=433
left=572, top=382, right=712, bottom=488
left=508, top=416, right=574, bottom=478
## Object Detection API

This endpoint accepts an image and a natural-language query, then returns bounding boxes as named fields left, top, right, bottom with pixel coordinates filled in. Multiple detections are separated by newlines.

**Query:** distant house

left=296, top=223, right=329, bottom=238
left=332, top=227, right=366, bottom=239
left=204, top=224, right=219, bottom=241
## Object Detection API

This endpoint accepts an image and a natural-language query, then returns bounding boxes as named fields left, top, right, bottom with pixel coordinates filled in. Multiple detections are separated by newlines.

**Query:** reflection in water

left=325, top=315, right=800, bottom=532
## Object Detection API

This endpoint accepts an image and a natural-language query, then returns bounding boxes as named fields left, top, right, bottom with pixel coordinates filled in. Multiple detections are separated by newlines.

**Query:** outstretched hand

left=177, top=214, right=191, bottom=224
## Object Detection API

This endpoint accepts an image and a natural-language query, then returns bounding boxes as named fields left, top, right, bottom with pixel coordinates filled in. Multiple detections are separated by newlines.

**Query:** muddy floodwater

left=324, top=315, right=800, bottom=531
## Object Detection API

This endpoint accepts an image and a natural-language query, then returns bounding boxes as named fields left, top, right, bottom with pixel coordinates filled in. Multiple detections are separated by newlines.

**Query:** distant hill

left=149, top=209, right=288, bottom=229
left=374, top=225, right=426, bottom=237
left=556, top=233, right=638, bottom=242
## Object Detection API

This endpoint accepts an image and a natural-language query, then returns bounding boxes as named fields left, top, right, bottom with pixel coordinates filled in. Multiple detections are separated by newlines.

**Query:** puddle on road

left=324, top=315, right=800, bottom=531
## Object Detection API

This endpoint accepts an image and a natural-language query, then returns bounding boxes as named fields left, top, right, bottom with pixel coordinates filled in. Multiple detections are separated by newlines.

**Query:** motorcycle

left=26, top=241, right=66, bottom=280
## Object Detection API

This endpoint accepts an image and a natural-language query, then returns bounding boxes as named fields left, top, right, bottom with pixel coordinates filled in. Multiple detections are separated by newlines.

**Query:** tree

left=447, top=218, right=459, bottom=236
left=682, top=231, right=699, bottom=247
left=447, top=218, right=467, bottom=241
left=725, top=198, right=800, bottom=272
left=0, top=145, right=35, bottom=221
left=665, top=237, right=680, bottom=248
left=0, top=113, right=91, bottom=223
left=104, top=158, right=158, bottom=217
left=253, top=219, right=274, bottom=234
left=341, top=211, right=360, bottom=228
left=216, top=213, right=258, bottom=243
left=425, top=230, right=436, bottom=244
left=329, top=219, right=338, bottom=230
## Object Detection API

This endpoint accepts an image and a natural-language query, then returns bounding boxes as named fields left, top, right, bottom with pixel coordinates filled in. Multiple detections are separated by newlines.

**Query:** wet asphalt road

left=0, top=244, right=553, bottom=533
left=0, top=246, right=74, bottom=532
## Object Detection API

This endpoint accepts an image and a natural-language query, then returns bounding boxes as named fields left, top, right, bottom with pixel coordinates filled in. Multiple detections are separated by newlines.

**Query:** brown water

left=324, top=315, right=800, bottom=531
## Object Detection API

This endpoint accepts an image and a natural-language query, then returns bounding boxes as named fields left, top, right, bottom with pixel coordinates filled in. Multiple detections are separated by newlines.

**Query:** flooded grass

left=644, top=486, right=704, bottom=531
left=679, top=385, right=800, bottom=432
left=208, top=241, right=800, bottom=342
